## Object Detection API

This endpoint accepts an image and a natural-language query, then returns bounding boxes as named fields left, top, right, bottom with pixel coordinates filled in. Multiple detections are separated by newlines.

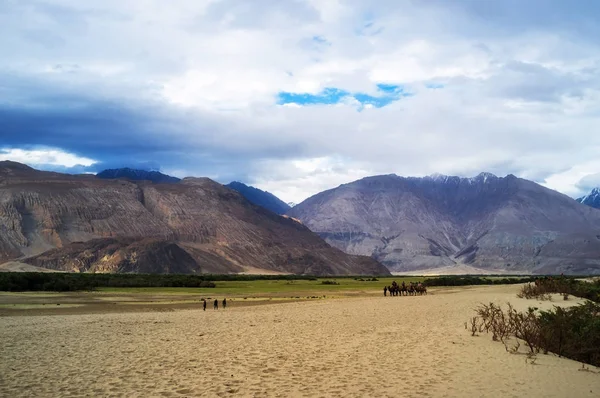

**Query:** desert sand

left=1, top=285, right=599, bottom=397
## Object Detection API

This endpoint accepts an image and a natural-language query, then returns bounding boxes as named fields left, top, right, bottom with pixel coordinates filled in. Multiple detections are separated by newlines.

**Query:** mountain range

left=577, top=188, right=600, bottom=209
left=287, top=173, right=600, bottom=275
left=96, top=168, right=181, bottom=184
left=0, top=161, right=387, bottom=275
left=95, top=169, right=291, bottom=215
left=225, top=181, right=291, bottom=214
left=3, top=162, right=600, bottom=275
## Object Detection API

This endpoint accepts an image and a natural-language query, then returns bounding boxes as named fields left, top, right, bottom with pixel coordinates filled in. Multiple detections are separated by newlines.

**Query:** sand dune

left=1, top=285, right=599, bottom=397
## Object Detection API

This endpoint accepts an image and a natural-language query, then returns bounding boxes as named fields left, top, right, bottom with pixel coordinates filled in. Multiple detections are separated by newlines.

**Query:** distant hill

left=288, top=172, right=600, bottom=275
left=226, top=181, right=291, bottom=214
left=96, top=168, right=180, bottom=183
left=577, top=188, right=600, bottom=209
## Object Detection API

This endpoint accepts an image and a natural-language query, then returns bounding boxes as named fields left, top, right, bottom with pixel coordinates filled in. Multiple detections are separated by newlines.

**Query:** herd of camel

left=384, top=281, right=427, bottom=296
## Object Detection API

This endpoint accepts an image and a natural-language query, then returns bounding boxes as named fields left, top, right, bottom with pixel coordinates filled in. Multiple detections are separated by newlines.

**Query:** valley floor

left=1, top=285, right=599, bottom=397
left=391, top=264, right=524, bottom=276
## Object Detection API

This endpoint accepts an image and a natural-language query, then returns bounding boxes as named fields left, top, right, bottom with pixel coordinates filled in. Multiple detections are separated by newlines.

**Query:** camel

left=415, top=283, right=427, bottom=295
left=383, top=281, right=427, bottom=296
left=390, top=281, right=399, bottom=296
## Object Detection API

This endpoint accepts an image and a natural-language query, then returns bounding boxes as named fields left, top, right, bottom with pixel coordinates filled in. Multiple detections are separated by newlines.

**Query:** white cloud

left=2, top=0, right=600, bottom=202
left=576, top=173, right=600, bottom=194
left=542, top=160, right=600, bottom=198
left=0, top=147, right=96, bottom=168
left=250, top=156, right=375, bottom=203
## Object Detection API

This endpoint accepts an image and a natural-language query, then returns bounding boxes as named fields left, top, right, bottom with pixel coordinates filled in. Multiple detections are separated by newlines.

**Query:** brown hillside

left=0, top=162, right=387, bottom=275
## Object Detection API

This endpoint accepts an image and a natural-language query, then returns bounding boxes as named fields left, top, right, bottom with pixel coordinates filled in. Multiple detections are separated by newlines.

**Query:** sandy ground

left=1, top=285, right=599, bottom=398
left=392, top=264, right=522, bottom=276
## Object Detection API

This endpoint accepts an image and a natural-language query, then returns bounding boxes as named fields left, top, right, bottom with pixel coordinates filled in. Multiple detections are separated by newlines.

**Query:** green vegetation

left=99, top=277, right=426, bottom=295
left=538, top=302, right=600, bottom=366
left=518, top=276, right=600, bottom=303
left=472, top=278, right=600, bottom=368
left=1, top=271, right=587, bottom=293
left=423, top=276, right=537, bottom=287
left=0, top=273, right=425, bottom=293
left=473, top=300, right=600, bottom=368
left=0, top=272, right=216, bottom=292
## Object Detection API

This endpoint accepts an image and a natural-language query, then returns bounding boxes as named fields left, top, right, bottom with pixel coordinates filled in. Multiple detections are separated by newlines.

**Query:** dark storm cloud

left=0, top=70, right=314, bottom=179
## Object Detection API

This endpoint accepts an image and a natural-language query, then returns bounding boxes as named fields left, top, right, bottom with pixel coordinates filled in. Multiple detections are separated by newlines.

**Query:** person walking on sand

left=222, top=298, right=227, bottom=309
left=384, top=286, right=388, bottom=297
left=203, top=299, right=207, bottom=311
left=214, top=299, right=218, bottom=310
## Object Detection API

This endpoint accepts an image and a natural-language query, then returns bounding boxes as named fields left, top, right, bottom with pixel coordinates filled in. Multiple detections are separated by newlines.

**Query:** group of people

left=203, top=298, right=227, bottom=310
left=383, top=281, right=427, bottom=296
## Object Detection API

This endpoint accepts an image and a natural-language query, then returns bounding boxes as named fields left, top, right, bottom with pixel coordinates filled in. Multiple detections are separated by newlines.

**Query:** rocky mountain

left=0, top=161, right=388, bottom=275
left=226, top=181, right=291, bottom=214
left=96, top=168, right=180, bottom=184
left=27, top=238, right=201, bottom=273
left=287, top=172, right=600, bottom=275
left=577, top=188, right=600, bottom=209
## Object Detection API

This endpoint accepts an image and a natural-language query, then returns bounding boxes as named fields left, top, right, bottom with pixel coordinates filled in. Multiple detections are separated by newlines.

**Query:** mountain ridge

left=226, top=181, right=291, bottom=215
left=288, top=172, right=600, bottom=275
left=577, top=188, right=600, bottom=209
left=0, top=162, right=388, bottom=275
left=96, top=168, right=181, bottom=184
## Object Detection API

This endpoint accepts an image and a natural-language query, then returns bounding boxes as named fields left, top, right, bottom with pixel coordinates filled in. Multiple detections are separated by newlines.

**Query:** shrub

left=538, top=302, right=600, bottom=365
left=520, top=277, right=600, bottom=303
left=471, top=301, right=600, bottom=367
left=517, top=283, right=553, bottom=300
left=320, top=280, right=340, bottom=285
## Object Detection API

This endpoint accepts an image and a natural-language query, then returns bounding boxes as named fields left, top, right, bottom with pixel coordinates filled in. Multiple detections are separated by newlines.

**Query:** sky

left=1, top=0, right=600, bottom=203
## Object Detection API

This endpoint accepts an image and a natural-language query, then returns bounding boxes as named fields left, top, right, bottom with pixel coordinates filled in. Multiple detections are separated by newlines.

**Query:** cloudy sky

left=2, top=0, right=600, bottom=203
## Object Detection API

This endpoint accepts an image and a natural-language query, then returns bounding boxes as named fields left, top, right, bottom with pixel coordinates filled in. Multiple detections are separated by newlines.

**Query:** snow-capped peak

left=578, top=187, right=600, bottom=207
left=466, top=172, right=497, bottom=184
left=427, top=173, right=450, bottom=182
left=426, top=172, right=498, bottom=184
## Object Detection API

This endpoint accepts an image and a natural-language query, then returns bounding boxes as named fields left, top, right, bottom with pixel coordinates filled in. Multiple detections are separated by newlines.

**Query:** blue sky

left=277, top=84, right=411, bottom=108
left=1, top=0, right=600, bottom=202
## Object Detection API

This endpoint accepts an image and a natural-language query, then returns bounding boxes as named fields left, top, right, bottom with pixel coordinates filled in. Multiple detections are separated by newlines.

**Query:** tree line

left=0, top=272, right=217, bottom=291
left=422, top=276, right=537, bottom=286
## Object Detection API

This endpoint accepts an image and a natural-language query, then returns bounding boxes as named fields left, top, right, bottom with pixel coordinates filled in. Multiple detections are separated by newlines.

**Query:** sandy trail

left=1, top=285, right=599, bottom=397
